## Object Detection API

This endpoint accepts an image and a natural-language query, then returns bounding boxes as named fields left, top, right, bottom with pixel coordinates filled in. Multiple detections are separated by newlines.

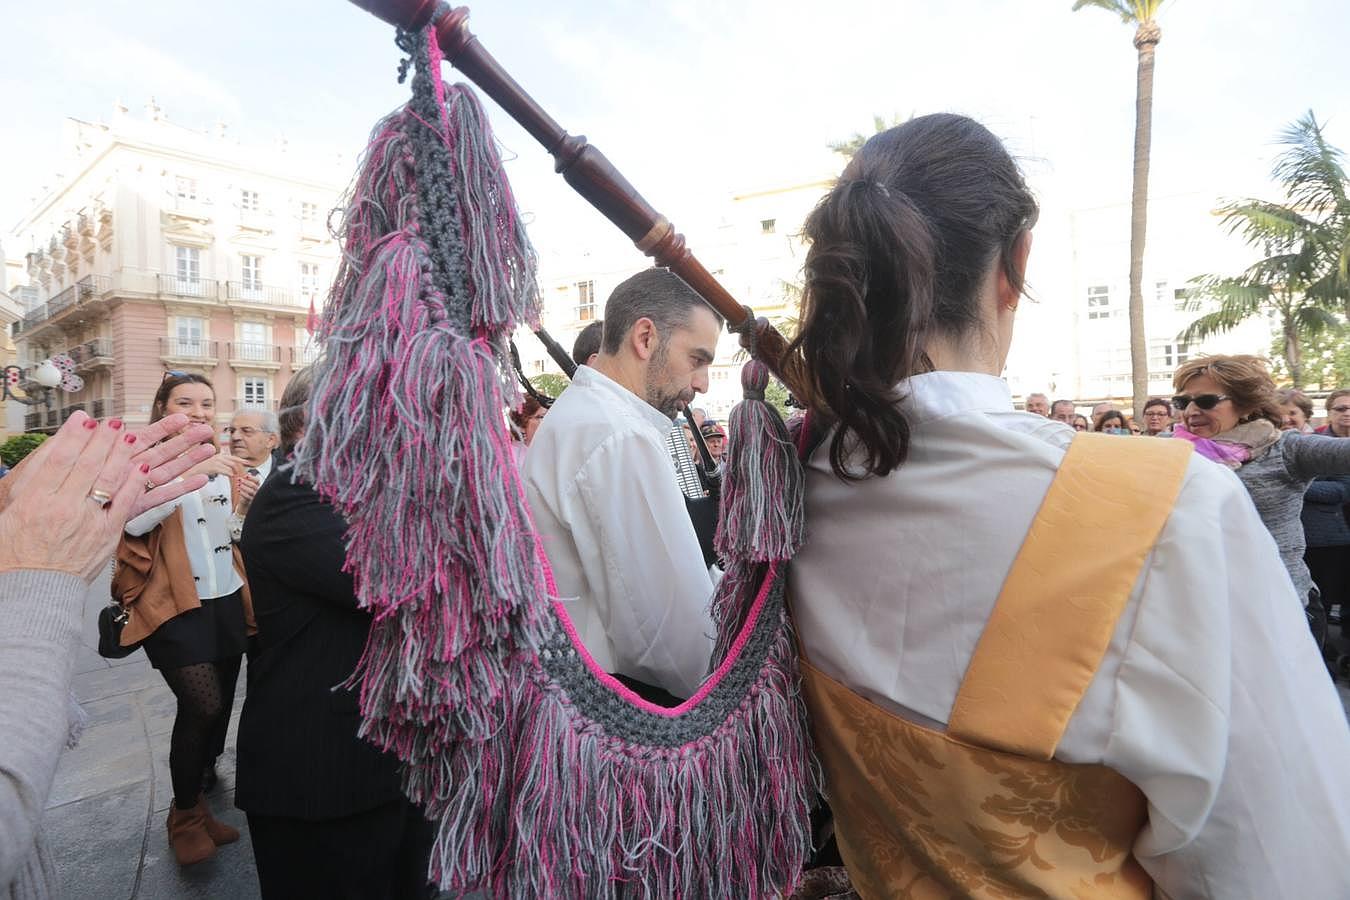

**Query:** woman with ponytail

left=786, top=114, right=1350, bottom=898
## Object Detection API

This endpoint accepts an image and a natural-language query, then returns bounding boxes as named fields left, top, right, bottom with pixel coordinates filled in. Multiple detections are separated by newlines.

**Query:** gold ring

left=88, top=488, right=114, bottom=506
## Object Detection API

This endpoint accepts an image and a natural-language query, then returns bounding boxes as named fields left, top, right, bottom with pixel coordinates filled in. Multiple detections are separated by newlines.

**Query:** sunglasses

left=1172, top=393, right=1230, bottom=412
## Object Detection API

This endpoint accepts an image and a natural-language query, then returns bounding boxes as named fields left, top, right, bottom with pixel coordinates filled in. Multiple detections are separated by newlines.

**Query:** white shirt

left=791, top=371, right=1350, bottom=900
left=523, top=365, right=715, bottom=697
left=125, top=471, right=244, bottom=601
left=228, top=454, right=274, bottom=542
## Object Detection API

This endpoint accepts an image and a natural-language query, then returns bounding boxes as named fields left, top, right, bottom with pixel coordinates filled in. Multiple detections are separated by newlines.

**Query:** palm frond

left=1274, top=111, right=1350, bottom=218
left=1071, top=0, right=1136, bottom=22
left=1217, top=199, right=1316, bottom=247
left=1178, top=276, right=1270, bottom=340
left=1293, top=304, right=1343, bottom=336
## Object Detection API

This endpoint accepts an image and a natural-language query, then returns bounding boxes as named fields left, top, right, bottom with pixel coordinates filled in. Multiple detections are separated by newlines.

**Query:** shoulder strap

left=946, top=433, right=1192, bottom=760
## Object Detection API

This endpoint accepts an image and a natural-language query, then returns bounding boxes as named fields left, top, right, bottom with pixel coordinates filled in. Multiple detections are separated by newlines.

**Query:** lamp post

left=2, top=360, right=61, bottom=405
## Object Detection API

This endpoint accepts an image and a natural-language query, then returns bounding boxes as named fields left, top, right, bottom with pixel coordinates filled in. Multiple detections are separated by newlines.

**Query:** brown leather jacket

left=113, top=506, right=256, bottom=646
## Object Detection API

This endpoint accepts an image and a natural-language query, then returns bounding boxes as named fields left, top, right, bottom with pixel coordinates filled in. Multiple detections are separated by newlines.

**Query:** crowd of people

left=2, top=112, right=1349, bottom=900
left=1021, top=371, right=1350, bottom=667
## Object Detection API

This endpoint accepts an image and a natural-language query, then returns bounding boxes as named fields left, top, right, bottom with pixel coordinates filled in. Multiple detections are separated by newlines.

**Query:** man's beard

left=642, top=339, right=693, bottom=420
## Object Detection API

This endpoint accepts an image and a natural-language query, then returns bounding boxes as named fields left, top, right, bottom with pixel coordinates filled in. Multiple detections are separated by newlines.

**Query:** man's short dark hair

left=600, top=268, right=722, bottom=356
left=1050, top=399, right=1074, bottom=414
left=1143, top=397, right=1171, bottom=413
left=572, top=320, right=604, bottom=366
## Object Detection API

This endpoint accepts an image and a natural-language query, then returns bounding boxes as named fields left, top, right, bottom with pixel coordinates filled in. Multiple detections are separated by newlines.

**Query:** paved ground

left=45, top=572, right=1350, bottom=899
left=47, top=570, right=258, bottom=899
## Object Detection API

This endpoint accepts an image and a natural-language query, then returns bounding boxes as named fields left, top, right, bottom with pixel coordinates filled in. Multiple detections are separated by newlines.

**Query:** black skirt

left=143, top=588, right=248, bottom=670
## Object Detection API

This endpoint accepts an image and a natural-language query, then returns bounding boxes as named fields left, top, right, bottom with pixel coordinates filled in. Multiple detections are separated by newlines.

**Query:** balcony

left=291, top=343, right=322, bottom=366
left=91, top=397, right=114, bottom=419
left=44, top=409, right=58, bottom=429
left=72, top=338, right=114, bottom=372
left=47, top=284, right=79, bottom=316
left=157, top=273, right=219, bottom=300
left=60, top=402, right=86, bottom=423
left=232, top=397, right=278, bottom=412
left=23, top=412, right=41, bottom=432
left=228, top=341, right=282, bottom=371
left=225, top=281, right=303, bottom=309
left=160, top=337, right=220, bottom=366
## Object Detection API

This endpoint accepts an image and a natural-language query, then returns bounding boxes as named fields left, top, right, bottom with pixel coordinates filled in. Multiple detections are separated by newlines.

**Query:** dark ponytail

left=789, top=113, right=1038, bottom=479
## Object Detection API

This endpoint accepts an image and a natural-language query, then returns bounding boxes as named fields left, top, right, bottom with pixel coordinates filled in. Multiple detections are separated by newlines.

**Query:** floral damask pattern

left=802, top=660, right=1152, bottom=900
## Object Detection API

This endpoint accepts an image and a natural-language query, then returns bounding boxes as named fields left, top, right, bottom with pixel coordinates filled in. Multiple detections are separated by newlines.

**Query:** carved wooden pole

left=348, top=0, right=799, bottom=394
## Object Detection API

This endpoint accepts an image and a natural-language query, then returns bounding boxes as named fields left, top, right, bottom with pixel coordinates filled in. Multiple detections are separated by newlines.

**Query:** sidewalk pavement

left=44, top=572, right=1350, bottom=899
left=47, top=570, right=258, bottom=899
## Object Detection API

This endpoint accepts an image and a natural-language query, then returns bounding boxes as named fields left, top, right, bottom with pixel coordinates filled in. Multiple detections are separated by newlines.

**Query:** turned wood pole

left=347, top=0, right=800, bottom=395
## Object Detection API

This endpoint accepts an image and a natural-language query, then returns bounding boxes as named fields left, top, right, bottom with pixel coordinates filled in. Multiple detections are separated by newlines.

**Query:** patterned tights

left=160, top=656, right=242, bottom=810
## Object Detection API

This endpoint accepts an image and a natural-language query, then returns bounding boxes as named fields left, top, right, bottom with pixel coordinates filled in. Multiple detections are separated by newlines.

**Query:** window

left=240, top=189, right=260, bottom=213
left=575, top=280, right=596, bottom=322
left=238, top=321, right=268, bottom=361
left=1087, top=285, right=1111, bottom=320
left=300, top=201, right=318, bottom=223
left=241, top=255, right=263, bottom=296
left=174, top=246, right=200, bottom=291
left=760, top=218, right=777, bottom=235
left=1150, top=341, right=1191, bottom=369
left=1154, top=281, right=1168, bottom=304
left=242, top=377, right=268, bottom=409
left=175, top=177, right=198, bottom=205
left=295, top=327, right=320, bottom=364
left=300, top=262, right=320, bottom=302
left=1174, top=287, right=1189, bottom=311
left=175, top=316, right=205, bottom=356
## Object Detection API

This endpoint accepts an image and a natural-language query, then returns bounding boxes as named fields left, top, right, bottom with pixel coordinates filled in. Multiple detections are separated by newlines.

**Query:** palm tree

left=828, top=113, right=909, bottom=158
left=1073, top=0, right=1167, bottom=421
left=1181, top=112, right=1350, bottom=387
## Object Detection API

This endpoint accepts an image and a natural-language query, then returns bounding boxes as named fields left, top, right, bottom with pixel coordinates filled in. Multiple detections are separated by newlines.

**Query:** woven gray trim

left=534, top=571, right=789, bottom=748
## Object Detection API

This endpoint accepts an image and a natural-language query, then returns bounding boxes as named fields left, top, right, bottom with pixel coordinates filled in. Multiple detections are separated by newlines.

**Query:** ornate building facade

left=5, top=102, right=345, bottom=433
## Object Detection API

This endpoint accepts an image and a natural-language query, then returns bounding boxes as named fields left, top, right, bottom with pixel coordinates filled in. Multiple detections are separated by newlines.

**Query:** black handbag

left=97, top=601, right=140, bottom=659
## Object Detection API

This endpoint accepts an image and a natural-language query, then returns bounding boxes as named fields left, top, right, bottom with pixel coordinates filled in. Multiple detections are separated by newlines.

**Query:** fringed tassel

left=714, top=359, right=806, bottom=563
left=427, top=605, right=818, bottom=899
left=295, top=24, right=547, bottom=761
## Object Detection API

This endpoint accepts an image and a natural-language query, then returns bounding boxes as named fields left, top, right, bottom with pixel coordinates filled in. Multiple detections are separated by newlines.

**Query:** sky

left=2, top=0, right=1348, bottom=369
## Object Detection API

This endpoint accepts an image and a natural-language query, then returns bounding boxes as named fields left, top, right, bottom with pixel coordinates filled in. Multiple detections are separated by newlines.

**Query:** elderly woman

left=1172, top=356, right=1350, bottom=644
left=1278, top=388, right=1316, bottom=433
left=787, top=113, right=1349, bottom=898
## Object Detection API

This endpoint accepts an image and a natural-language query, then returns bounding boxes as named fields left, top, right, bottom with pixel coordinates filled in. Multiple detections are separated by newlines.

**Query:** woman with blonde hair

left=787, top=114, right=1349, bottom=898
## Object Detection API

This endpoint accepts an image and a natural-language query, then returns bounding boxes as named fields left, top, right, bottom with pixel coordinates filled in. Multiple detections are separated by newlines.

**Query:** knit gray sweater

left=0, top=569, right=86, bottom=900
left=1235, top=431, right=1350, bottom=601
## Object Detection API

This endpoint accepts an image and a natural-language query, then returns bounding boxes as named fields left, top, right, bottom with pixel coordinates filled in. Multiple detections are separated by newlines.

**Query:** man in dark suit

left=235, top=369, right=434, bottom=899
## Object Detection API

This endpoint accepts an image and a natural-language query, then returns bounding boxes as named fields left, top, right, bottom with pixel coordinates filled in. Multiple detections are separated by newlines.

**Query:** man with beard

left=523, top=268, right=721, bottom=700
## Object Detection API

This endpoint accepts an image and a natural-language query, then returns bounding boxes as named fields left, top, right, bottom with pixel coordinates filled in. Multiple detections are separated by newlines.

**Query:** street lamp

left=3, top=358, right=70, bottom=405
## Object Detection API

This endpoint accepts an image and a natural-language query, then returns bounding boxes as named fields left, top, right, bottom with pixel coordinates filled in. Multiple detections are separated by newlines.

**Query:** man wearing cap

left=700, top=422, right=726, bottom=469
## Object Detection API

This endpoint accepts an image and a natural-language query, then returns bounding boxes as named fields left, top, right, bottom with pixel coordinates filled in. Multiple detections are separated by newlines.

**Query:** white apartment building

left=519, top=176, right=834, bottom=420
left=4, top=101, right=346, bottom=433
left=1010, top=191, right=1271, bottom=407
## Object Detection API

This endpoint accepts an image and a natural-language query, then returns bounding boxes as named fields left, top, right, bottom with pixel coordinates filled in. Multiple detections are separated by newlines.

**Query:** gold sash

left=799, top=433, right=1192, bottom=898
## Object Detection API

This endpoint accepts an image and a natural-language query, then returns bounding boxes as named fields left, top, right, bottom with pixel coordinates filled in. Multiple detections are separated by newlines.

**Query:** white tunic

left=791, top=371, right=1350, bottom=900
left=523, top=365, right=715, bottom=697
left=125, top=471, right=244, bottom=601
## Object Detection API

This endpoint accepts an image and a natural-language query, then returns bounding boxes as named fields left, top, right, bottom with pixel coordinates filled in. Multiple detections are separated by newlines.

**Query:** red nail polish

left=139, top=463, right=150, bottom=474
left=109, top=419, right=124, bottom=430
left=124, top=434, right=137, bottom=445
left=83, top=419, right=97, bottom=430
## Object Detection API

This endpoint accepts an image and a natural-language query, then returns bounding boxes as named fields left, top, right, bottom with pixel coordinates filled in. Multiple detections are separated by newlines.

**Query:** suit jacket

left=234, top=466, right=404, bottom=820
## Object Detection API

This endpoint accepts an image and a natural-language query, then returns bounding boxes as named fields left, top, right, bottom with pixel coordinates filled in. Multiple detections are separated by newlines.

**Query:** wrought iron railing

left=156, top=273, right=218, bottom=300
left=225, top=281, right=301, bottom=308
left=230, top=342, right=280, bottom=363
left=160, top=337, right=219, bottom=360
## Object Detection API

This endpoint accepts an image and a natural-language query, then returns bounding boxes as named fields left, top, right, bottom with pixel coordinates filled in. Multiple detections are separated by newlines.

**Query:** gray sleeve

left=0, top=569, right=86, bottom=887
left=1283, top=433, right=1350, bottom=481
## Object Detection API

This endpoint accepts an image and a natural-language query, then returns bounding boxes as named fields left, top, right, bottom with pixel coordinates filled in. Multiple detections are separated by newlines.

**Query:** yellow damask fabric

left=799, top=434, right=1192, bottom=898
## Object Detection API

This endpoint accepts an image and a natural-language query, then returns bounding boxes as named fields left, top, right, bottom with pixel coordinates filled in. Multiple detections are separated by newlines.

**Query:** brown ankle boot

left=166, top=799, right=216, bottom=866
left=200, top=798, right=240, bottom=846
